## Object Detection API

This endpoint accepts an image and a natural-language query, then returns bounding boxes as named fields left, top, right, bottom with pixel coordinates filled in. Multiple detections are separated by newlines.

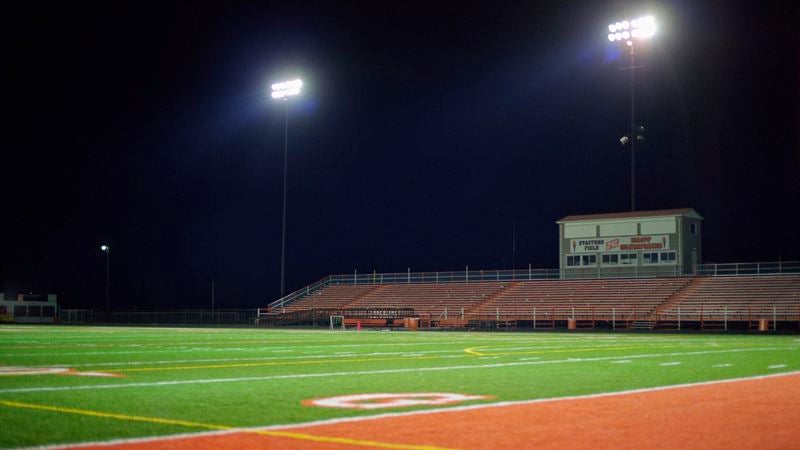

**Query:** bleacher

left=660, top=275, right=800, bottom=321
left=272, top=284, right=380, bottom=312
left=267, top=272, right=800, bottom=331
left=470, top=277, right=692, bottom=321
left=345, top=282, right=509, bottom=320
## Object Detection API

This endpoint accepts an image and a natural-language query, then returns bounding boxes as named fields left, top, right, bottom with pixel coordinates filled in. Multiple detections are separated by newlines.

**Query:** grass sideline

left=0, top=326, right=798, bottom=448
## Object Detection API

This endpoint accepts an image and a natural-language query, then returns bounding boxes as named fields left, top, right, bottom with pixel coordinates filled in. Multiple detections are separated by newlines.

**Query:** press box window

left=602, top=254, right=619, bottom=265
left=690, top=223, right=697, bottom=235
left=620, top=253, right=638, bottom=265
left=643, top=251, right=676, bottom=265
left=567, top=255, right=596, bottom=267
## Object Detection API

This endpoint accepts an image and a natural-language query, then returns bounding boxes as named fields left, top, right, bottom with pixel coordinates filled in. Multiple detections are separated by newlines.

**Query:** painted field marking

left=518, top=357, right=541, bottom=361
left=713, top=363, right=733, bottom=368
left=303, top=393, right=492, bottom=410
left=0, top=347, right=788, bottom=395
left=0, top=367, right=123, bottom=378
left=30, top=370, right=800, bottom=450
left=0, top=400, right=452, bottom=450
left=768, top=364, right=787, bottom=369
left=659, top=362, right=682, bottom=366
left=610, top=360, right=632, bottom=364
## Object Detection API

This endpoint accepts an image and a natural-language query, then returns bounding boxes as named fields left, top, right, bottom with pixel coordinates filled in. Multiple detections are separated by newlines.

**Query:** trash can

left=758, top=318, right=769, bottom=332
left=405, top=318, right=419, bottom=331
left=567, top=318, right=577, bottom=330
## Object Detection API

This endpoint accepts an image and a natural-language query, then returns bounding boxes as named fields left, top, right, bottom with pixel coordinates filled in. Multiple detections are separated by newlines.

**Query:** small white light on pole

left=99, top=244, right=110, bottom=310
left=271, top=79, right=303, bottom=100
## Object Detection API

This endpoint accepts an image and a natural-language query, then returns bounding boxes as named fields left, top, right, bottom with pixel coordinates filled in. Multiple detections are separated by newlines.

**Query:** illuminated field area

left=0, top=326, right=798, bottom=449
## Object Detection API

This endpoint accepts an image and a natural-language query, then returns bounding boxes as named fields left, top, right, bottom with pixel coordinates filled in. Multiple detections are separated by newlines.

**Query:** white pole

left=612, top=306, right=616, bottom=330
left=774, top=305, right=777, bottom=331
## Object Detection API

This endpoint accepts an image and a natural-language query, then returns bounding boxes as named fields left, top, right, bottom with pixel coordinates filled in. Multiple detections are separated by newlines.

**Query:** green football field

left=0, top=325, right=798, bottom=448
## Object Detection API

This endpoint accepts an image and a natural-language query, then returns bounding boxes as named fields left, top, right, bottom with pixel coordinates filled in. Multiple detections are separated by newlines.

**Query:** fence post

left=724, top=305, right=727, bottom=331
left=533, top=306, right=536, bottom=329
left=529, top=263, right=532, bottom=281
left=436, top=272, right=439, bottom=283
left=354, top=269, right=357, bottom=285
left=461, top=307, right=464, bottom=320
left=496, top=307, right=499, bottom=321
left=466, top=266, right=469, bottom=282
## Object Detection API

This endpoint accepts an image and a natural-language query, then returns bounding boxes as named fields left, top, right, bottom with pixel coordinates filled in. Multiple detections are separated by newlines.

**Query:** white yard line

left=0, top=347, right=788, bottom=395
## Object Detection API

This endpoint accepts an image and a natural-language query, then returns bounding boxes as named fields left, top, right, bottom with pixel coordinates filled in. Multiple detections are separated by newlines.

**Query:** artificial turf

left=0, top=325, right=797, bottom=448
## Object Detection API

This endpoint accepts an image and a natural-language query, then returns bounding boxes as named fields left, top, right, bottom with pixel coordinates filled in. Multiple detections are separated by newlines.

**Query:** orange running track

left=70, top=372, right=800, bottom=450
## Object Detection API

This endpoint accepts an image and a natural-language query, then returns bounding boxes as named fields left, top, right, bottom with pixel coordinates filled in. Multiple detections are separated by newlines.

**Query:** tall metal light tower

left=608, top=15, right=656, bottom=211
left=270, top=78, right=303, bottom=298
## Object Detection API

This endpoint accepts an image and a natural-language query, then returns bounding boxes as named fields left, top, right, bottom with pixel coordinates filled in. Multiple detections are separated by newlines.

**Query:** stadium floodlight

left=99, top=244, right=110, bottom=310
left=271, top=79, right=303, bottom=100
left=270, top=77, right=304, bottom=298
left=606, top=14, right=656, bottom=211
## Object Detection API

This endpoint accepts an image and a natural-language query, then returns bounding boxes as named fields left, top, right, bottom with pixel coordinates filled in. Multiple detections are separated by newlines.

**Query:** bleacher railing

left=695, top=261, right=800, bottom=276
left=268, top=260, right=800, bottom=310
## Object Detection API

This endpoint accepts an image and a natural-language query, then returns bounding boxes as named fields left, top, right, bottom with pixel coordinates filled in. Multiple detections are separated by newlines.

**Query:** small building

left=557, top=208, right=703, bottom=279
left=0, top=293, right=58, bottom=323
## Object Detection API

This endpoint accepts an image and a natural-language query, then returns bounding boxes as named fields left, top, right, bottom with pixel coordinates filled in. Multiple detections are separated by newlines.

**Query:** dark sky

left=5, top=1, right=799, bottom=309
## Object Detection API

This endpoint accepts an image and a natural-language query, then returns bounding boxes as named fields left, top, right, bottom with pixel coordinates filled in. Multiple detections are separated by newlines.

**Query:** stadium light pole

left=100, top=245, right=110, bottom=310
left=270, top=78, right=303, bottom=298
left=608, top=15, right=656, bottom=211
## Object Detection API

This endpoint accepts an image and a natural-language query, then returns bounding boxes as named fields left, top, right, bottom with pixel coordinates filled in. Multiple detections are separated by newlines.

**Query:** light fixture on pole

left=100, top=245, right=110, bottom=310
left=270, top=78, right=303, bottom=298
left=607, top=15, right=656, bottom=211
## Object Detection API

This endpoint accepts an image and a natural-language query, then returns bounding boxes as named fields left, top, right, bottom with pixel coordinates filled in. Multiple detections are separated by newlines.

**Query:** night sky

left=5, top=1, right=799, bottom=309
